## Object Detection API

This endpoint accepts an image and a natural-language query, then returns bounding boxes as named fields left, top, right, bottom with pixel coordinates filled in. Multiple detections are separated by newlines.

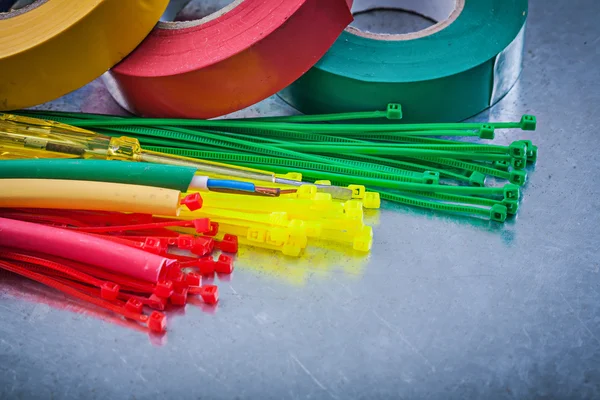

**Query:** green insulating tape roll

left=279, top=0, right=528, bottom=123
left=0, top=159, right=196, bottom=191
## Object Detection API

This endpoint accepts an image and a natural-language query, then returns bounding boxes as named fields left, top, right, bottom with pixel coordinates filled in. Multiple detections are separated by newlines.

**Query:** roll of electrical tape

left=279, top=0, right=528, bottom=123
left=0, top=0, right=169, bottom=111
left=104, top=0, right=353, bottom=119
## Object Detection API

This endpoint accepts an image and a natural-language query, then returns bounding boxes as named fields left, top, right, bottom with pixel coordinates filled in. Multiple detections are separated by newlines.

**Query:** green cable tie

left=144, top=148, right=430, bottom=185
left=231, top=103, right=401, bottom=122
left=97, top=124, right=425, bottom=178
left=415, top=157, right=528, bottom=186
left=315, top=155, right=423, bottom=178
left=349, top=155, right=471, bottom=183
left=275, top=141, right=512, bottom=154
left=65, top=115, right=536, bottom=134
left=232, top=161, right=520, bottom=199
left=378, top=191, right=508, bottom=222
left=262, top=143, right=514, bottom=163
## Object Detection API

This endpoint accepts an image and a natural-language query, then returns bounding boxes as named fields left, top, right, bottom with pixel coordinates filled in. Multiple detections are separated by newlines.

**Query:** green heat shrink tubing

left=0, top=159, right=196, bottom=192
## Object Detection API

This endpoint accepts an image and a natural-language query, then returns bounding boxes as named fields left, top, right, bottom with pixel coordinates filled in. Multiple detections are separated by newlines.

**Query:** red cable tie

left=72, top=218, right=211, bottom=234
left=112, top=235, right=214, bottom=257
left=180, top=193, right=203, bottom=211
left=154, top=280, right=174, bottom=298
left=180, top=257, right=215, bottom=275
left=148, top=294, right=168, bottom=311
left=214, top=254, right=234, bottom=274
left=170, top=287, right=188, bottom=306
left=4, top=256, right=162, bottom=309
left=20, top=252, right=156, bottom=294
left=184, top=272, right=202, bottom=288
left=196, top=285, right=219, bottom=304
left=0, top=260, right=166, bottom=332
left=0, top=250, right=120, bottom=297
left=125, top=298, right=144, bottom=314
left=203, top=222, right=219, bottom=237
left=6, top=209, right=155, bottom=227
left=0, top=212, right=86, bottom=227
left=214, top=234, right=238, bottom=253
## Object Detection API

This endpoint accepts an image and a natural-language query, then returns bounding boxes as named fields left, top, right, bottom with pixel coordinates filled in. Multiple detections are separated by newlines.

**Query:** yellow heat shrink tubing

left=0, top=179, right=181, bottom=215
left=0, top=0, right=169, bottom=110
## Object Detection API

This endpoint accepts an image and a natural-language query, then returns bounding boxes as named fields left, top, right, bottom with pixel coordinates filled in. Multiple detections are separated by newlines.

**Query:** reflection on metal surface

left=491, top=24, right=526, bottom=106
left=0, top=272, right=222, bottom=345
left=236, top=243, right=370, bottom=286
left=382, top=201, right=518, bottom=243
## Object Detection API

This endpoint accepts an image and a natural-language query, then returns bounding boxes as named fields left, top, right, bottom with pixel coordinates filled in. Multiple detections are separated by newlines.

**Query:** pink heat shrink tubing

left=0, top=217, right=174, bottom=282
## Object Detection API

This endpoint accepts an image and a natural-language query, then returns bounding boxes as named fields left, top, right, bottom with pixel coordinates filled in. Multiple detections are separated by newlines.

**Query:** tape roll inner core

left=0, top=0, right=44, bottom=20
left=158, top=0, right=243, bottom=29
left=348, top=0, right=464, bottom=40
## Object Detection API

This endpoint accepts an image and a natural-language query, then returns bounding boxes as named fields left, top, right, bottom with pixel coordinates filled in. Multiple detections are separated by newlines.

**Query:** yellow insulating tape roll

left=0, top=179, right=181, bottom=215
left=0, top=0, right=169, bottom=110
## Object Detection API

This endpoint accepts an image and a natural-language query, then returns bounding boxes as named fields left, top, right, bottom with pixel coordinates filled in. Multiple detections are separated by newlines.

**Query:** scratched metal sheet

left=1, top=0, right=600, bottom=398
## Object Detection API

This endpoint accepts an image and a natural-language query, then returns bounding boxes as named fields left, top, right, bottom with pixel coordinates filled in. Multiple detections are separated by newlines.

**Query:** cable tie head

left=490, top=204, right=508, bottom=222
left=190, top=236, right=214, bottom=256
left=100, top=282, right=120, bottom=301
left=503, top=184, right=520, bottom=201
left=154, top=280, right=174, bottom=298
left=147, top=311, right=167, bottom=333
left=516, top=140, right=538, bottom=164
left=204, top=222, right=219, bottom=237
left=423, top=171, right=440, bottom=185
left=143, top=237, right=166, bottom=255
left=363, top=192, right=381, bottom=209
left=509, top=142, right=528, bottom=158
left=215, top=254, right=234, bottom=274
left=347, top=184, right=366, bottom=199
left=170, top=287, right=189, bottom=306
left=196, top=257, right=216, bottom=275
left=148, top=294, right=168, bottom=310
left=520, top=115, right=537, bottom=131
left=193, top=218, right=211, bottom=233
left=386, top=103, right=403, bottom=120
left=511, top=156, right=526, bottom=170
left=493, top=160, right=510, bottom=172
left=502, top=199, right=519, bottom=215
left=199, top=285, right=219, bottom=304
left=216, top=234, right=238, bottom=254
left=479, top=125, right=495, bottom=139
left=176, top=235, right=195, bottom=251
left=509, top=170, right=528, bottom=186
left=180, top=193, right=203, bottom=211
left=125, top=298, right=143, bottom=314
left=184, top=272, right=202, bottom=288
left=469, top=172, right=486, bottom=187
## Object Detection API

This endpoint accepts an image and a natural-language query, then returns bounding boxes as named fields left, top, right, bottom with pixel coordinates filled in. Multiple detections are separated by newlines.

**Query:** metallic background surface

left=1, top=0, right=600, bottom=398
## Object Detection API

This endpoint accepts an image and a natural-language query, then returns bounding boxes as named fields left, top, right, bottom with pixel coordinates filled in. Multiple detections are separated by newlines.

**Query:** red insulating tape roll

left=106, top=0, right=353, bottom=118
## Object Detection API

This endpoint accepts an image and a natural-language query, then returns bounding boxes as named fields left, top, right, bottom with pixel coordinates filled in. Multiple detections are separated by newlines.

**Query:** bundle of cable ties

left=0, top=105, right=538, bottom=332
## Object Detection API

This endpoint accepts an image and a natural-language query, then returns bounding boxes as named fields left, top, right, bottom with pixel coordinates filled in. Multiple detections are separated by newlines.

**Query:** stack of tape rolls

left=279, top=0, right=529, bottom=122
left=1, top=0, right=528, bottom=123
left=0, top=0, right=170, bottom=111
left=104, top=0, right=353, bottom=119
